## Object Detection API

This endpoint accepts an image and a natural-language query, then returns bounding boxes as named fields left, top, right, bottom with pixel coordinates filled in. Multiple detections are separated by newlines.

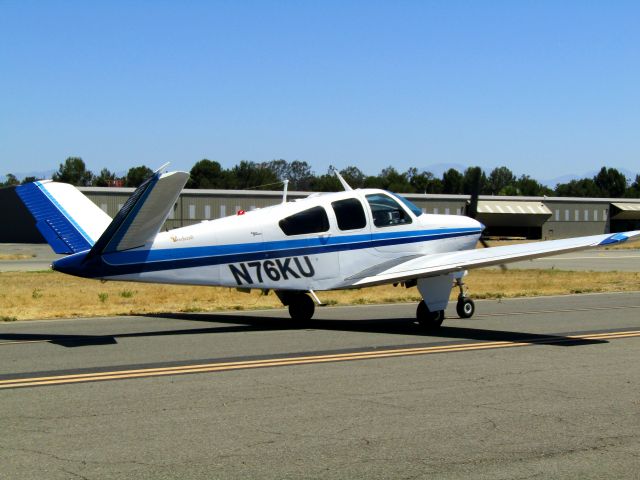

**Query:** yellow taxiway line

left=2, top=329, right=639, bottom=389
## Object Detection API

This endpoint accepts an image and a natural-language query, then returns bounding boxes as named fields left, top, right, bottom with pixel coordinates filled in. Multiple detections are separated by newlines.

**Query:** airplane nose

left=461, top=215, right=483, bottom=232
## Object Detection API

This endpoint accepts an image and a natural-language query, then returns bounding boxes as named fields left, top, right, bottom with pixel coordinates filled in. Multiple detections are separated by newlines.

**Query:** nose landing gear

left=454, top=276, right=475, bottom=319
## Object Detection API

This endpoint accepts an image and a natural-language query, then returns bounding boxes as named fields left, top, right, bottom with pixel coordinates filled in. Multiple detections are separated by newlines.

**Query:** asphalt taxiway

left=503, top=248, right=640, bottom=272
left=1, top=292, right=640, bottom=479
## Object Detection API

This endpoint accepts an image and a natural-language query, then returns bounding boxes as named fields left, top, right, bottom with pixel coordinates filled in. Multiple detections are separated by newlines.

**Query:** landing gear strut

left=277, top=291, right=315, bottom=321
left=454, top=277, right=475, bottom=319
left=416, top=300, right=444, bottom=329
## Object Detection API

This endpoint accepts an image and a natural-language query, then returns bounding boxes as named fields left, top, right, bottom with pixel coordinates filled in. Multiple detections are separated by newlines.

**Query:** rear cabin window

left=332, top=198, right=366, bottom=230
left=366, top=193, right=413, bottom=227
left=279, top=206, right=330, bottom=236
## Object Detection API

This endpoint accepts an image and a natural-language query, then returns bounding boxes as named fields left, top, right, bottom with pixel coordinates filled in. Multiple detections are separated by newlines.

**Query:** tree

left=379, top=166, right=413, bottom=192
left=310, top=173, right=341, bottom=191
left=21, top=176, right=38, bottom=184
left=426, top=177, right=444, bottom=193
left=2, top=173, right=19, bottom=187
left=441, top=168, right=464, bottom=194
left=515, top=175, right=553, bottom=196
left=487, top=166, right=516, bottom=195
left=555, top=178, right=601, bottom=197
left=286, top=160, right=314, bottom=190
left=340, top=166, right=365, bottom=188
left=499, top=185, right=520, bottom=196
left=227, top=161, right=279, bottom=189
left=624, top=175, right=640, bottom=198
left=264, top=159, right=289, bottom=182
left=263, top=159, right=314, bottom=190
left=93, top=168, right=117, bottom=187
left=52, top=157, right=93, bottom=186
left=363, top=175, right=386, bottom=189
left=125, top=165, right=153, bottom=187
left=594, top=167, right=627, bottom=198
left=187, top=159, right=225, bottom=189
left=406, top=168, right=441, bottom=194
left=462, top=167, right=488, bottom=195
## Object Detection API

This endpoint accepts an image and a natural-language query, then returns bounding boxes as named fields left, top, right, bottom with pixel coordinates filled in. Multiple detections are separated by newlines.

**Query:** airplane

left=15, top=165, right=640, bottom=329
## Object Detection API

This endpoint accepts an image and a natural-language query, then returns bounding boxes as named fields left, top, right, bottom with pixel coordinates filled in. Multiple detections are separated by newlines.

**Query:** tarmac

left=1, top=292, right=640, bottom=479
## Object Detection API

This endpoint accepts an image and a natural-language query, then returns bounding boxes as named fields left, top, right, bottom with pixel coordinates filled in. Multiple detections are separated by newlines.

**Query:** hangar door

left=475, top=201, right=552, bottom=239
left=610, top=202, right=640, bottom=233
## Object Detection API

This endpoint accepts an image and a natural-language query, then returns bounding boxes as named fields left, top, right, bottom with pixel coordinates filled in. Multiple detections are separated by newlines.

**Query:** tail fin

left=87, top=170, right=189, bottom=257
left=16, top=181, right=112, bottom=254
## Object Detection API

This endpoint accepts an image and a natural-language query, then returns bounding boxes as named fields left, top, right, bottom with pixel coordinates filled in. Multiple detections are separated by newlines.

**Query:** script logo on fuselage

left=170, top=234, right=194, bottom=242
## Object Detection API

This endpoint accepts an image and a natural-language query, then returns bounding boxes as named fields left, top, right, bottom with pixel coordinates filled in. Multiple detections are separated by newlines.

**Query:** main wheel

left=416, top=300, right=444, bottom=329
left=456, top=297, right=475, bottom=319
left=288, top=293, right=315, bottom=321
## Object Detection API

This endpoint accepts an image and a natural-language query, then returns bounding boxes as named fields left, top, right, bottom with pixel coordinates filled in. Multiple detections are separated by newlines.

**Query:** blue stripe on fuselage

left=54, top=228, right=481, bottom=277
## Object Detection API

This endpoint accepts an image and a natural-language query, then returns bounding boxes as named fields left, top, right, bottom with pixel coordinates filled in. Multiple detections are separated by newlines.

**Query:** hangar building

left=2, top=186, right=640, bottom=243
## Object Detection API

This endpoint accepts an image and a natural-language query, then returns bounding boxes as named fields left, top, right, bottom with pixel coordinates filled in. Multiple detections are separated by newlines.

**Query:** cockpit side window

left=331, top=198, right=367, bottom=230
left=391, top=192, right=423, bottom=217
left=279, top=206, right=330, bottom=236
left=365, top=193, right=413, bottom=227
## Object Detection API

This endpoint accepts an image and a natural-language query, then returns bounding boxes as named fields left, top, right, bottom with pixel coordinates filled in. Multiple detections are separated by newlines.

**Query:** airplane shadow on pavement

left=0, top=312, right=609, bottom=348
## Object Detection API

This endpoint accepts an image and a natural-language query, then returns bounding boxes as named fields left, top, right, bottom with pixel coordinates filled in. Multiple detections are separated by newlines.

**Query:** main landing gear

left=276, top=291, right=316, bottom=321
left=416, top=300, right=444, bottom=330
left=415, top=274, right=476, bottom=329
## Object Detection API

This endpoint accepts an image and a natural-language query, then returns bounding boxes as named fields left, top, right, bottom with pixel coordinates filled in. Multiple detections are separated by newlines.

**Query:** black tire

left=288, top=293, right=315, bottom=321
left=456, top=298, right=475, bottom=319
left=416, top=300, right=444, bottom=329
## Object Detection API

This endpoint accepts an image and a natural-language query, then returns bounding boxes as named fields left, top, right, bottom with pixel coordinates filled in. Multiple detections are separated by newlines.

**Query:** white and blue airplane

left=16, top=166, right=640, bottom=328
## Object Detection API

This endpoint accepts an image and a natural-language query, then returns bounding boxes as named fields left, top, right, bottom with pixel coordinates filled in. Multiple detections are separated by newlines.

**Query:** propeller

left=463, top=169, right=507, bottom=271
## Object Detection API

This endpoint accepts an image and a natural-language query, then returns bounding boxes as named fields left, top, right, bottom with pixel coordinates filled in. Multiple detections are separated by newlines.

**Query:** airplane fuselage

left=53, top=188, right=483, bottom=292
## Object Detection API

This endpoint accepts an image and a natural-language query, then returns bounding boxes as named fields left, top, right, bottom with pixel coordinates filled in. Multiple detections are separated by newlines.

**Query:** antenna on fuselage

left=282, top=179, right=289, bottom=204
left=329, top=165, right=352, bottom=191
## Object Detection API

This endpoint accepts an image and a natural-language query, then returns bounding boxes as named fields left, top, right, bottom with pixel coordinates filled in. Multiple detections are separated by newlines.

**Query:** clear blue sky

left=1, top=0, right=639, bottom=182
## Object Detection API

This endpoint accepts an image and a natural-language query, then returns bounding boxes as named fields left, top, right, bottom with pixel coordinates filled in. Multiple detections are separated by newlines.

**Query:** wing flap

left=349, top=231, right=640, bottom=287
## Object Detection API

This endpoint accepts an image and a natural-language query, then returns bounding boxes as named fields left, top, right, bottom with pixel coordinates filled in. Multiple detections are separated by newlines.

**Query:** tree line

left=2, top=156, right=640, bottom=198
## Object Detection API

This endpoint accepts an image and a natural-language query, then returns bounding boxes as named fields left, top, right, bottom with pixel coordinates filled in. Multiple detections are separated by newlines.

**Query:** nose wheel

left=454, top=276, right=475, bottom=319
left=456, top=297, right=475, bottom=318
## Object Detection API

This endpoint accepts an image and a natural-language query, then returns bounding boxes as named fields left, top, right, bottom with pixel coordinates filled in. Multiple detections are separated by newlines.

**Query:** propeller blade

left=479, top=237, right=508, bottom=271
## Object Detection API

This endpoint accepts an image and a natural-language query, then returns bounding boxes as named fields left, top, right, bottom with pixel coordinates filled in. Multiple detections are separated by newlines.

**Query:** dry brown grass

left=0, top=253, right=34, bottom=260
left=601, top=242, right=640, bottom=250
left=1, top=269, right=639, bottom=321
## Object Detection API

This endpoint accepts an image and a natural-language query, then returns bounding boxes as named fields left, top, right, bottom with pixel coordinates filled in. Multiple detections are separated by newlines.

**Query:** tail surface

left=87, top=170, right=189, bottom=257
left=16, top=181, right=112, bottom=254
left=51, top=170, right=189, bottom=277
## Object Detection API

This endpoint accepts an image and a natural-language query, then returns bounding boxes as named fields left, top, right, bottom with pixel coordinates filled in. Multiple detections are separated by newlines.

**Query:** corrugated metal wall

left=4, top=185, right=639, bottom=242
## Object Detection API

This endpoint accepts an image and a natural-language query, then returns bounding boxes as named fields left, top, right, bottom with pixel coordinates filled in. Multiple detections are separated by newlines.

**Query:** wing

left=346, top=230, right=640, bottom=288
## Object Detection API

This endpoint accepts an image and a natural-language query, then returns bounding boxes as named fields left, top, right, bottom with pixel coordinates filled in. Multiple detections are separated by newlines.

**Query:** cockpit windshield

left=389, top=192, right=423, bottom=217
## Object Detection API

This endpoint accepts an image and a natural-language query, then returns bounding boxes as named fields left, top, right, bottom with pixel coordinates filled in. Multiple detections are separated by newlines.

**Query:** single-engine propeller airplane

left=16, top=165, right=640, bottom=328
